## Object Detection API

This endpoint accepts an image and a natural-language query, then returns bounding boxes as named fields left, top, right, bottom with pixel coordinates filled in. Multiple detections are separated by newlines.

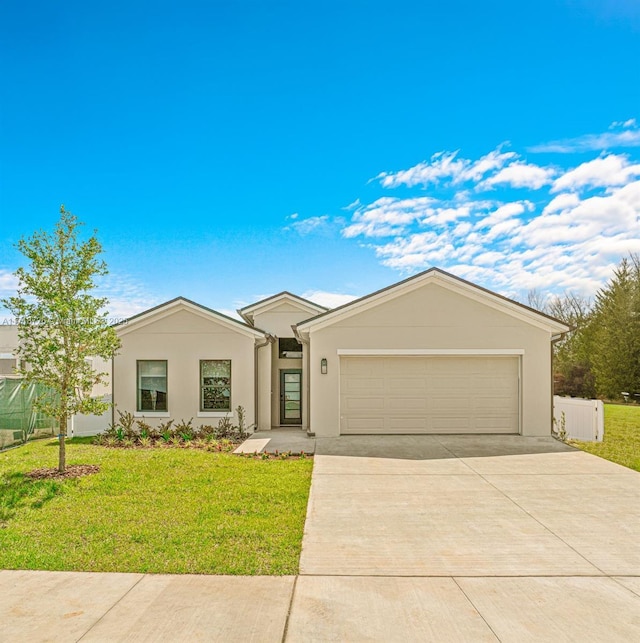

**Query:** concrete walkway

left=2, top=436, right=640, bottom=641
left=234, top=427, right=315, bottom=454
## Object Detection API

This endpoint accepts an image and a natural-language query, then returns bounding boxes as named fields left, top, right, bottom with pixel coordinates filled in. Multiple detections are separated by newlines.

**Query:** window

left=0, top=358, right=16, bottom=375
left=200, top=360, right=231, bottom=411
left=279, top=337, right=303, bottom=359
left=137, top=360, right=167, bottom=412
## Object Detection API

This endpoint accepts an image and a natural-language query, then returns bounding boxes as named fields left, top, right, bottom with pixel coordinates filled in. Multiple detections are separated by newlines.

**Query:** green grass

left=570, top=404, right=640, bottom=472
left=0, top=438, right=313, bottom=574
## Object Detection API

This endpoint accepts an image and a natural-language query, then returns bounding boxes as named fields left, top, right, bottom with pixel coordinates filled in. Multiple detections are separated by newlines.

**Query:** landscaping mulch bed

left=26, top=464, right=100, bottom=481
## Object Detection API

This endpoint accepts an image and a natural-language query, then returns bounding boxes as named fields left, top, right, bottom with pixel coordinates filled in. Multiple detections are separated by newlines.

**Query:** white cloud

left=478, top=162, right=555, bottom=190
left=474, top=202, right=531, bottom=229
left=343, top=178, right=640, bottom=298
left=463, top=149, right=518, bottom=182
left=530, top=121, right=640, bottom=153
left=301, top=290, right=359, bottom=309
left=542, top=193, right=581, bottom=215
left=473, top=251, right=506, bottom=267
left=288, top=215, right=330, bottom=235
left=342, top=196, right=435, bottom=238
left=452, top=221, right=472, bottom=237
left=376, top=151, right=467, bottom=188
left=0, top=270, right=159, bottom=320
left=375, top=147, right=516, bottom=188
left=421, top=205, right=473, bottom=226
left=552, top=154, right=640, bottom=192
left=95, top=274, right=162, bottom=319
left=611, top=119, right=637, bottom=129
left=0, top=270, right=19, bottom=295
left=375, top=231, right=457, bottom=270
left=333, top=128, right=640, bottom=300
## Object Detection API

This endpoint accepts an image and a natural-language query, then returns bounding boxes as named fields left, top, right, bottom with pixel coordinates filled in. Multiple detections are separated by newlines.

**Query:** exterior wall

left=0, top=326, right=19, bottom=374
left=252, top=302, right=318, bottom=337
left=256, top=341, right=272, bottom=431
left=307, top=282, right=553, bottom=438
left=253, top=302, right=312, bottom=428
left=114, top=309, right=256, bottom=428
left=0, top=325, right=19, bottom=352
left=88, top=356, right=112, bottom=398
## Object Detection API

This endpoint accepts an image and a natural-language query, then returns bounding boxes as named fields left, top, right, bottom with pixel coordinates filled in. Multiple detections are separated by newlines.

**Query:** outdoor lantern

left=320, top=358, right=328, bottom=374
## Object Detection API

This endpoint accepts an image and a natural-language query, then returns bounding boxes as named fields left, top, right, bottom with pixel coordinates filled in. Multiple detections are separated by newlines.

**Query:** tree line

left=528, top=255, right=640, bottom=401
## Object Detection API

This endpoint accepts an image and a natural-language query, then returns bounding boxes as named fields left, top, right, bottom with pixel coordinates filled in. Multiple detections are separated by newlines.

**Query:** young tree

left=2, top=207, right=120, bottom=472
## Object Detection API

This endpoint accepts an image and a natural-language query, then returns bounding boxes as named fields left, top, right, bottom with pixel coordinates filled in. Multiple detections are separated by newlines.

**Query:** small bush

left=94, top=406, right=252, bottom=452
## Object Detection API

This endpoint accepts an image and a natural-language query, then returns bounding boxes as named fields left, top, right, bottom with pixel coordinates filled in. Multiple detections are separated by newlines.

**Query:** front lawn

left=570, top=403, right=640, bottom=472
left=0, top=438, right=313, bottom=574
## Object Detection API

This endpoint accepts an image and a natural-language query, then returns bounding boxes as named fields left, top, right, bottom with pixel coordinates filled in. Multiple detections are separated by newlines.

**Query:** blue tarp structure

left=0, top=377, right=57, bottom=449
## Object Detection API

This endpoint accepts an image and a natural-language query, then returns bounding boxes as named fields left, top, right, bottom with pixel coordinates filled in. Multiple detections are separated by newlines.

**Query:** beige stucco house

left=112, top=268, right=569, bottom=438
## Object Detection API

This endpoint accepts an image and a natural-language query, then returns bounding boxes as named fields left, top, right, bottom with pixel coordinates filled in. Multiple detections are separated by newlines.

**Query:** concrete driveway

left=2, top=435, right=640, bottom=641
left=290, top=435, right=640, bottom=641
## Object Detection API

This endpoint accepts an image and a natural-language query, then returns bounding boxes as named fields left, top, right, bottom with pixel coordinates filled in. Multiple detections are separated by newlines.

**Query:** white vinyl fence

left=68, top=395, right=112, bottom=437
left=553, top=395, right=604, bottom=442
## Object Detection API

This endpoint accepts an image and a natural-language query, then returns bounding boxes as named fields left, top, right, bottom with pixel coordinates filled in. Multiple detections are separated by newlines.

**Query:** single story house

left=112, top=268, right=570, bottom=437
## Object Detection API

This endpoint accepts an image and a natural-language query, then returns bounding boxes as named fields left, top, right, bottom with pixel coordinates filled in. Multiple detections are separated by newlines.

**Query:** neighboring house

left=0, top=325, right=20, bottom=375
left=112, top=268, right=570, bottom=438
left=0, top=325, right=111, bottom=437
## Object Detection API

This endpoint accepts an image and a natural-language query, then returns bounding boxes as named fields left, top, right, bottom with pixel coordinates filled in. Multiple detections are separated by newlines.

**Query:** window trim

left=136, top=359, right=168, bottom=413
left=200, top=359, right=232, bottom=413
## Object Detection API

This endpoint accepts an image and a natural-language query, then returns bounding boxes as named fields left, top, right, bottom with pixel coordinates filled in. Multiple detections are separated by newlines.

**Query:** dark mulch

left=26, top=464, right=100, bottom=480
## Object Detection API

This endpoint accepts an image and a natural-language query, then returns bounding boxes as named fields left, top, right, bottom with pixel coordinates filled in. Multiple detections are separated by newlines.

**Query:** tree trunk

left=58, top=414, right=67, bottom=473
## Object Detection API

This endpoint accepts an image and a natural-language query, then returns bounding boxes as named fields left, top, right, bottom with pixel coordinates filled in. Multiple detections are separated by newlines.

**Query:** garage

left=340, top=355, right=520, bottom=435
left=295, top=268, right=570, bottom=438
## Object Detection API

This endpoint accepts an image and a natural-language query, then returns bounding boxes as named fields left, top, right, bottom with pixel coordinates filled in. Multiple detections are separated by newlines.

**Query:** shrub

left=94, top=407, right=253, bottom=451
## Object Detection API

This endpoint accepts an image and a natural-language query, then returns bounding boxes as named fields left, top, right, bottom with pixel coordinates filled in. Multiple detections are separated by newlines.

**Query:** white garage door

left=340, top=355, right=520, bottom=435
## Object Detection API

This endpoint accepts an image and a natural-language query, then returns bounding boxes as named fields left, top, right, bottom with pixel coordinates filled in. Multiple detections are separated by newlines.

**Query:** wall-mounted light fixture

left=320, top=358, right=328, bottom=375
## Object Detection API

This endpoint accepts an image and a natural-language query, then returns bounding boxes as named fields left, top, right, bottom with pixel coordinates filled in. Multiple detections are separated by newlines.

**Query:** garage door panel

left=345, top=418, right=385, bottom=432
left=431, top=416, right=471, bottom=432
left=473, top=396, right=514, bottom=411
left=344, top=397, right=385, bottom=411
left=389, top=377, right=427, bottom=391
left=388, top=361, right=428, bottom=375
left=432, top=396, right=470, bottom=412
left=344, top=378, right=384, bottom=392
left=431, top=375, right=468, bottom=389
left=388, top=417, right=429, bottom=432
left=475, top=416, right=515, bottom=430
left=388, top=397, right=428, bottom=411
left=340, top=356, right=519, bottom=435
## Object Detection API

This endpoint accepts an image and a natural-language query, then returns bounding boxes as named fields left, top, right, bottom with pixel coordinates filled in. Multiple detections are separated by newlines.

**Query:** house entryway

left=280, top=369, right=302, bottom=425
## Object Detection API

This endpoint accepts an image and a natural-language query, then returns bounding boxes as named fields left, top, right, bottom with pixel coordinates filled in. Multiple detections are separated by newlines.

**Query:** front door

left=280, top=369, right=302, bottom=425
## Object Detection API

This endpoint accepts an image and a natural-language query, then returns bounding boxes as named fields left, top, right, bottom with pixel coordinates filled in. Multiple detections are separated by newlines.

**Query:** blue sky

left=1, top=0, right=639, bottom=319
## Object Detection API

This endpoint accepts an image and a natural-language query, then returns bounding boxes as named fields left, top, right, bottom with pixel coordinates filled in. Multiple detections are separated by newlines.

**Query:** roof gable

left=238, top=291, right=327, bottom=324
left=115, top=297, right=267, bottom=339
left=295, top=268, right=570, bottom=335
